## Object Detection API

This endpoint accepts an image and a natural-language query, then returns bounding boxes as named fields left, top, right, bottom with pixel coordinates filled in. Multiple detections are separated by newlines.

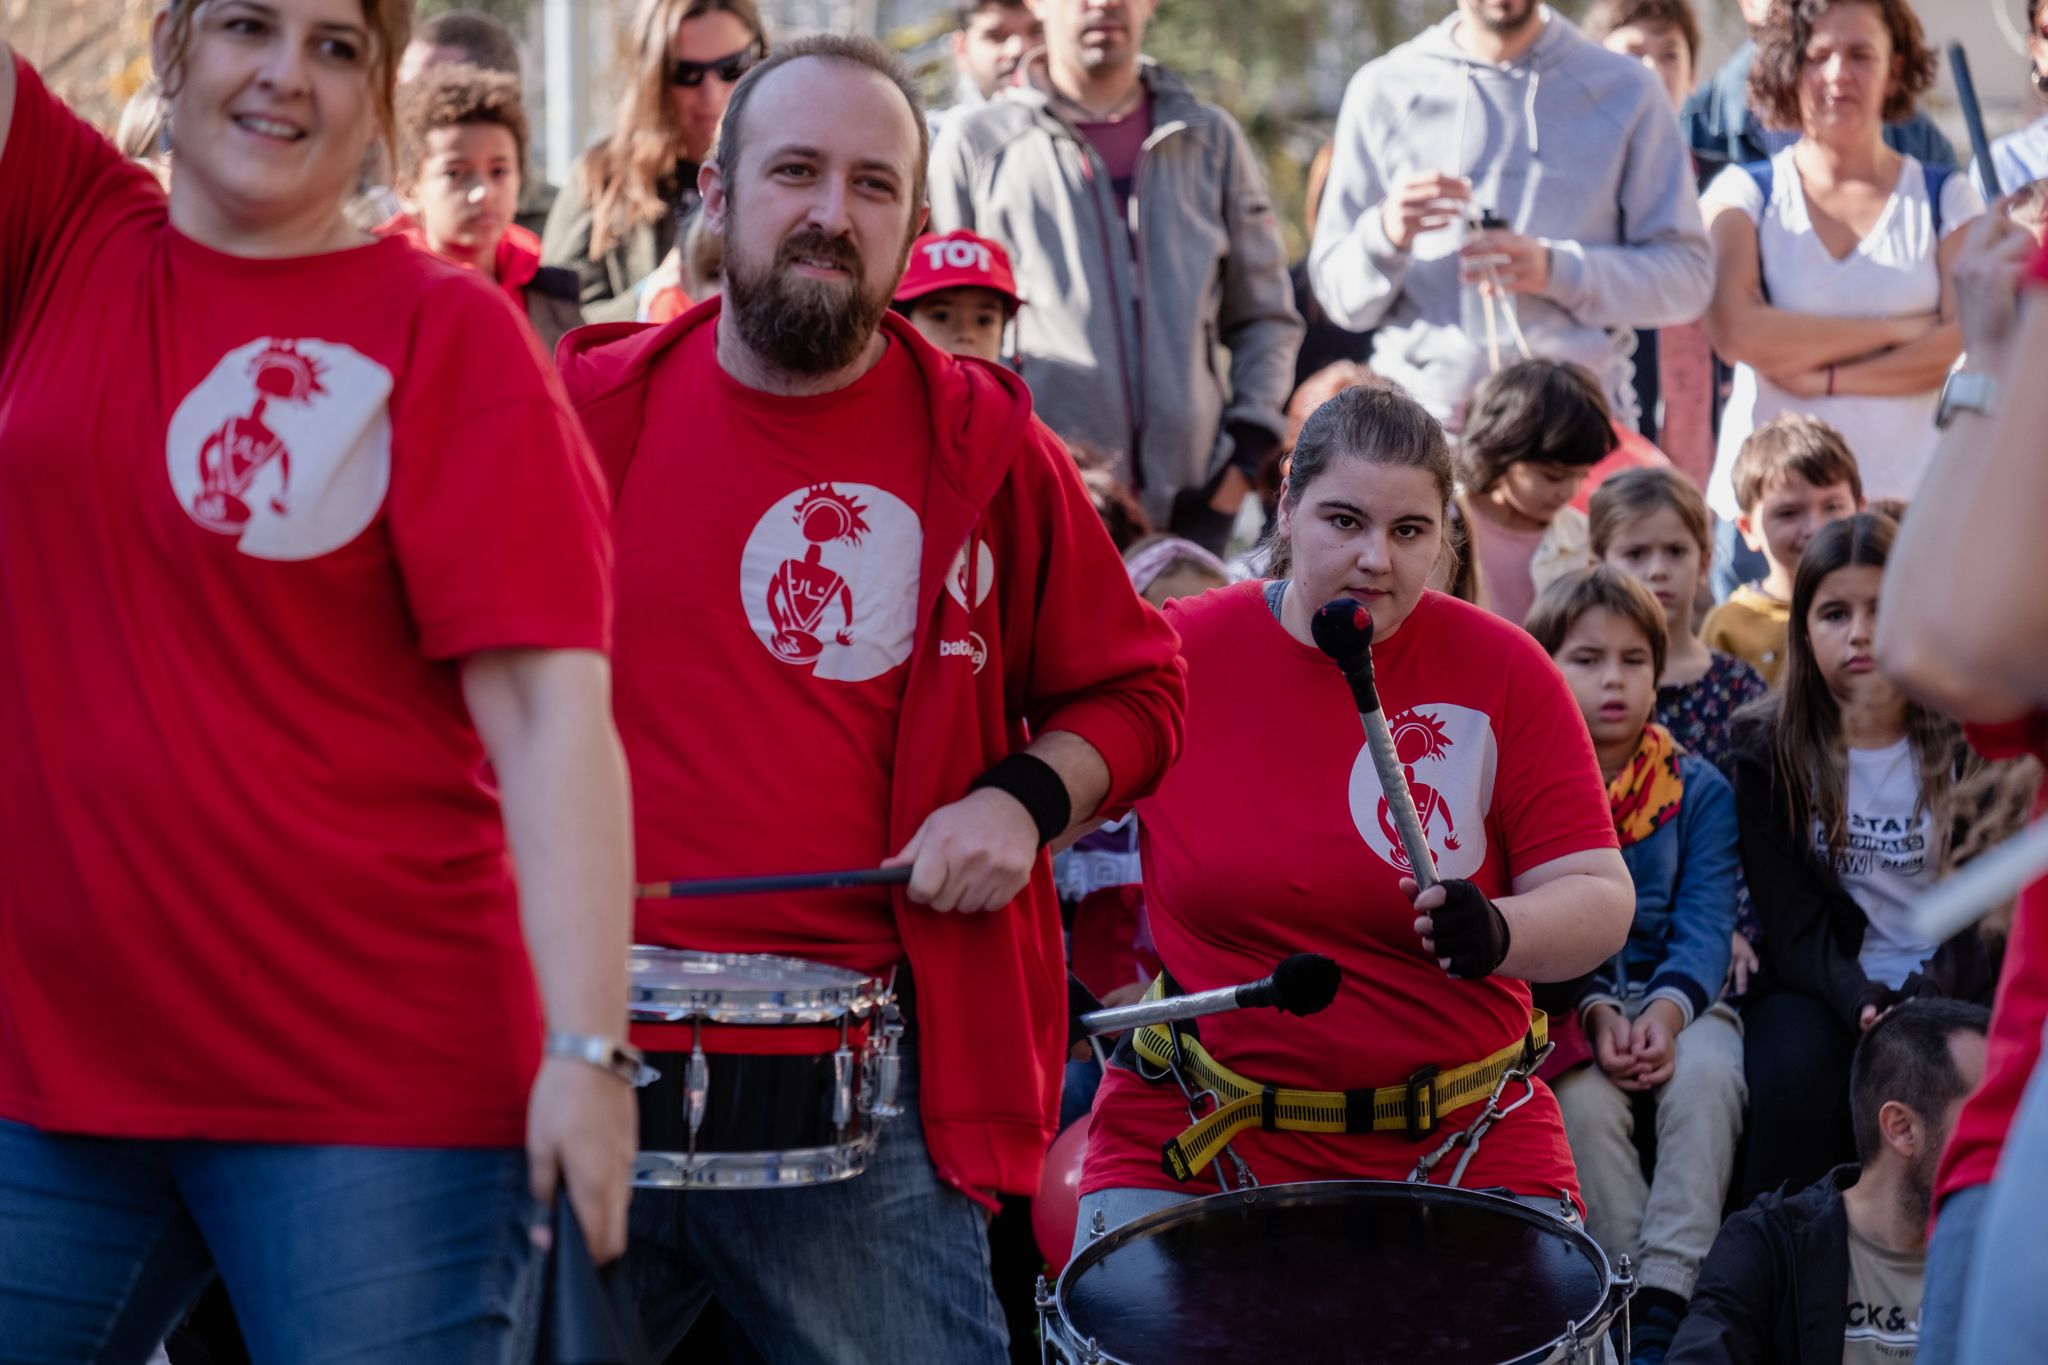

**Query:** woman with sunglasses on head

left=0, top=2, right=633, bottom=1359
left=541, top=0, right=764, bottom=322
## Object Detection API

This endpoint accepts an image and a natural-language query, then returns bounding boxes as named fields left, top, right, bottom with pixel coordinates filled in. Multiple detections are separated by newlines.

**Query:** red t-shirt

left=0, top=58, right=612, bottom=1147
left=1083, top=583, right=1618, bottom=1199
left=612, top=324, right=936, bottom=973
left=1937, top=712, right=2048, bottom=1204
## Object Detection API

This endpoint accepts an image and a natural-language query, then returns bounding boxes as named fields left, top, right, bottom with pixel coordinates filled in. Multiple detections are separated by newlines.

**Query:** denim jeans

left=624, top=1036, right=1008, bottom=1364
left=1956, top=1017, right=2048, bottom=1364
left=0, top=1122, right=540, bottom=1365
left=1916, top=1181, right=1989, bottom=1365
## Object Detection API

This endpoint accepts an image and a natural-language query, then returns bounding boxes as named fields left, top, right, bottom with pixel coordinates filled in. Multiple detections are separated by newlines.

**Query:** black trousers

left=1739, top=989, right=1858, bottom=1205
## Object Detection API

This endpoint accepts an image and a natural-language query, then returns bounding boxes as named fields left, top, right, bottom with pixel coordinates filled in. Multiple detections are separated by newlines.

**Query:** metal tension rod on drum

left=1312, top=599, right=1442, bottom=889
left=637, top=866, right=915, bottom=899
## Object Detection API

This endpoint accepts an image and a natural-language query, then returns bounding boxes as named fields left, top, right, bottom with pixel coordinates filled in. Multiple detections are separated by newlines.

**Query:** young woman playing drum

left=0, top=3, right=632, bottom=1359
left=1080, top=384, right=1633, bottom=1233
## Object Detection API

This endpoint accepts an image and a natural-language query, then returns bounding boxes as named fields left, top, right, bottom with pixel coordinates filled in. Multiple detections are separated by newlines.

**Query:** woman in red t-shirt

left=0, top=5, right=631, bottom=1359
left=1079, top=382, right=1633, bottom=1238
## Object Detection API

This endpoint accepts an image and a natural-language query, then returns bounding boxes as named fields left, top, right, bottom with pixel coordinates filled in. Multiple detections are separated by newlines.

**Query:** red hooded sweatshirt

left=558, top=301, right=1187, bottom=1200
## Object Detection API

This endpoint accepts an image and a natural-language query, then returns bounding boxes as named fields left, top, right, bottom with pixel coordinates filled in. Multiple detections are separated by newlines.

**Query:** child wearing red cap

left=893, top=228, right=1022, bottom=363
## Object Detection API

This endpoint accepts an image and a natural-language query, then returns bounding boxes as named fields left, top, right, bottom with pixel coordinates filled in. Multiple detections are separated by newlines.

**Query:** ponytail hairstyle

left=1263, top=381, right=1452, bottom=579
left=1754, top=512, right=1978, bottom=866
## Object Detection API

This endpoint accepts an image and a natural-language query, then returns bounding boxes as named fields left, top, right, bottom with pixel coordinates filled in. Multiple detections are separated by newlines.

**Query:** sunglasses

left=670, top=45, right=760, bottom=88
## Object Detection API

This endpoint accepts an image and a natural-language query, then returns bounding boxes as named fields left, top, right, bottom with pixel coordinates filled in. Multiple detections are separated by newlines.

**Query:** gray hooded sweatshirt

left=929, top=58, right=1302, bottom=525
left=1309, top=9, right=1712, bottom=427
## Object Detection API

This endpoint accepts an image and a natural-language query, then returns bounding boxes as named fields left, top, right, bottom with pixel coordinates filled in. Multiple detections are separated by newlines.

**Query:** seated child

left=891, top=228, right=1022, bottom=364
left=1699, top=414, right=1861, bottom=686
left=1458, top=359, right=1618, bottom=628
left=382, top=64, right=584, bottom=354
left=1527, top=566, right=1744, bottom=1365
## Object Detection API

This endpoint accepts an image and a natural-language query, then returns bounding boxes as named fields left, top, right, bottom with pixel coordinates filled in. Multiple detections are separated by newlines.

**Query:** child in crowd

left=1700, top=414, right=1862, bottom=687
left=1593, top=467, right=1769, bottom=999
left=2010, top=177, right=2048, bottom=245
left=1592, top=469, right=1767, bottom=776
left=1730, top=513, right=2012, bottom=1206
left=1530, top=566, right=1743, bottom=1365
left=381, top=64, right=584, bottom=353
left=1459, top=359, right=1618, bottom=627
left=892, top=228, right=1022, bottom=364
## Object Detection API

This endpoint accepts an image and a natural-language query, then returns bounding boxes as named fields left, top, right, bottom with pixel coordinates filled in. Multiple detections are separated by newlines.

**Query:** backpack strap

left=1923, top=160, right=1954, bottom=237
left=1740, top=159, right=1775, bottom=304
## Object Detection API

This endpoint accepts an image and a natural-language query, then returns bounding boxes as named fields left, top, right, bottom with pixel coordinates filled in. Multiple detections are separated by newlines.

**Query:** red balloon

left=1032, top=1116, right=1091, bottom=1273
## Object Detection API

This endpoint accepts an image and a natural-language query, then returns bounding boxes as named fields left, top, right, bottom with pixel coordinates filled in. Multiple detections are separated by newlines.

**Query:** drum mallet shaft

left=637, top=865, right=914, bottom=899
left=1311, top=599, right=1441, bottom=891
left=1949, top=43, right=2001, bottom=199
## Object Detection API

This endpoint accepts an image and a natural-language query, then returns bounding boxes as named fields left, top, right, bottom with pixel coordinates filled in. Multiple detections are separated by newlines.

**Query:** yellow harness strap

left=1128, top=974, right=1548, bottom=1183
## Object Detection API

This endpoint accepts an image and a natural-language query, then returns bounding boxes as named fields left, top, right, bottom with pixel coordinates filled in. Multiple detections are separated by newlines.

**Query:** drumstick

left=1310, top=599, right=1441, bottom=891
left=1949, top=42, right=2002, bottom=199
left=1910, top=816, right=2048, bottom=943
left=636, top=865, right=914, bottom=899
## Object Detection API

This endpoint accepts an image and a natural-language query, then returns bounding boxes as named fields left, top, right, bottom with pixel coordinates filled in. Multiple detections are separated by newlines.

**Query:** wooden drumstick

left=637, top=865, right=914, bottom=899
left=1311, top=598, right=1440, bottom=891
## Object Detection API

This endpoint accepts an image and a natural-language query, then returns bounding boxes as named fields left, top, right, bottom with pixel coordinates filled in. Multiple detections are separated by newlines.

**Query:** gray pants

left=1553, top=1002, right=1746, bottom=1300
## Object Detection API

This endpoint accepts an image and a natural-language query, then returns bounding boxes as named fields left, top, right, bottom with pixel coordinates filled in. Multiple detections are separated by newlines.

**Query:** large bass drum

left=1041, top=1180, right=1631, bottom=1365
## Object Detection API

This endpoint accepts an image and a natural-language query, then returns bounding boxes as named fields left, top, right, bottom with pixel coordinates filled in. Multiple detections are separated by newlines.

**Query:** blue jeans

left=1917, top=1181, right=1990, bottom=1365
left=625, top=1036, right=1008, bottom=1364
left=1957, top=1017, right=2048, bottom=1363
left=1711, top=515, right=1769, bottom=604
left=0, top=1122, right=540, bottom=1365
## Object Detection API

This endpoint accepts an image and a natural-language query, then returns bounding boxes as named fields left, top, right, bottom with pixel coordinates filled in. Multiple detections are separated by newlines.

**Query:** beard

left=1469, top=0, right=1541, bottom=36
left=723, top=210, right=906, bottom=377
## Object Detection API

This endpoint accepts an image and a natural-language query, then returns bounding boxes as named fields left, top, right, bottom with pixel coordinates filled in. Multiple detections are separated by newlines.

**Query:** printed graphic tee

left=613, top=323, right=937, bottom=974
left=1842, top=1226, right=1924, bottom=1364
left=0, top=58, right=613, bottom=1146
left=1822, top=738, right=1938, bottom=990
left=1083, top=583, right=1618, bottom=1199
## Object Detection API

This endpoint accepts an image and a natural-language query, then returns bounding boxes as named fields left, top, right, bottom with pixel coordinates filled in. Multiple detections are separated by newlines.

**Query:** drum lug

left=1083, top=1336, right=1105, bottom=1364
left=866, top=1014, right=905, bottom=1120
left=1090, top=1208, right=1107, bottom=1239
left=685, top=1024, right=709, bottom=1148
left=832, top=1045, right=855, bottom=1128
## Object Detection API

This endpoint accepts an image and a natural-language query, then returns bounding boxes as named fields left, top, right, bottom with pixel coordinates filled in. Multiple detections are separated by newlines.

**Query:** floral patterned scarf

left=1609, top=722, right=1685, bottom=847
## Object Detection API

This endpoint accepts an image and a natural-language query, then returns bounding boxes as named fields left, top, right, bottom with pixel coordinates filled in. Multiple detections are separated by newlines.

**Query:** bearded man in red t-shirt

left=560, top=34, right=1185, bottom=1363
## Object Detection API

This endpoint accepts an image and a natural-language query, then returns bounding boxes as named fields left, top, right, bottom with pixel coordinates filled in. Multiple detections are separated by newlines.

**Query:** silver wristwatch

left=544, top=1030, right=650, bottom=1085
left=1935, top=369, right=2000, bottom=429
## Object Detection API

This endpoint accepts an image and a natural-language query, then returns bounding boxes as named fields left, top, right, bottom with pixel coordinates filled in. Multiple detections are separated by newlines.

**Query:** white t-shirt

left=1818, top=738, right=1940, bottom=990
left=1701, top=150, right=1982, bottom=518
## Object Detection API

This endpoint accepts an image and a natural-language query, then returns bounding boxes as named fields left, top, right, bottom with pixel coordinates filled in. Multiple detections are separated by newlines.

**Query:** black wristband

left=968, top=752, right=1072, bottom=847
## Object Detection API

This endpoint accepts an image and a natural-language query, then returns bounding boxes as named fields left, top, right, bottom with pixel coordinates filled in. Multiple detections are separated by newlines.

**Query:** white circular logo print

left=165, top=337, right=394, bottom=561
left=1347, top=702, right=1497, bottom=880
left=740, top=483, right=922, bottom=683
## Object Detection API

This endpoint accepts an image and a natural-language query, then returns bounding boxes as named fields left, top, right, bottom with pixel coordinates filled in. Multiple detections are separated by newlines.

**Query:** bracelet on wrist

left=544, top=1030, right=649, bottom=1085
left=968, top=752, right=1071, bottom=847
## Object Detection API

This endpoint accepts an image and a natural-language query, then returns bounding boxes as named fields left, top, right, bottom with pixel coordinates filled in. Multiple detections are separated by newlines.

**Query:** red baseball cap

left=894, top=229, right=1024, bottom=311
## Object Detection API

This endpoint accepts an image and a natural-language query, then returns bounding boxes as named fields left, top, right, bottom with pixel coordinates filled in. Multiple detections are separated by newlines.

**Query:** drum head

left=627, top=947, right=888, bottom=1023
left=1056, top=1181, right=1612, bottom=1365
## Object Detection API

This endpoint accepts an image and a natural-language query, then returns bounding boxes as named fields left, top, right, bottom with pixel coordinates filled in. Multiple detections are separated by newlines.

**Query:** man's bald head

left=713, top=35, right=930, bottom=216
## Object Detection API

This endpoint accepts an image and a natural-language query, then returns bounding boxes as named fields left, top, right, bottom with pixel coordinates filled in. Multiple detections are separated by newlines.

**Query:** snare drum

left=628, top=947, right=902, bottom=1189
left=1040, top=1180, right=1632, bottom=1364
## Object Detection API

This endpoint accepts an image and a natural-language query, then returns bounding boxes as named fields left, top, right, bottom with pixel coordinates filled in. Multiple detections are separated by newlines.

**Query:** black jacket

left=1667, top=1165, right=1858, bottom=1365
left=1728, top=720, right=2001, bottom=1030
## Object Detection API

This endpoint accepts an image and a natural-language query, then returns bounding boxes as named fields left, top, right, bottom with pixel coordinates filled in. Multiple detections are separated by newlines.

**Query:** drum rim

left=633, top=1134, right=877, bottom=1189
left=627, top=946, right=890, bottom=1017
left=1051, top=1179, right=1622, bottom=1365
